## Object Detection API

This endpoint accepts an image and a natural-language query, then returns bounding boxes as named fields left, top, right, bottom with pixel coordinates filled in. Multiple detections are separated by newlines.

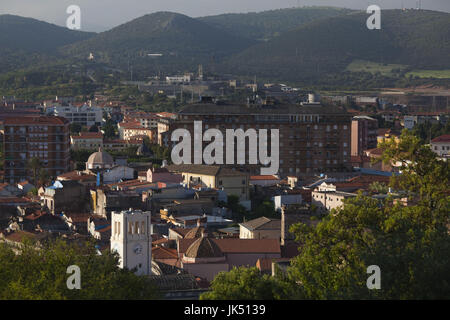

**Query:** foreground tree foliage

left=202, top=130, right=450, bottom=300
left=0, top=239, right=160, bottom=300
left=200, top=267, right=286, bottom=300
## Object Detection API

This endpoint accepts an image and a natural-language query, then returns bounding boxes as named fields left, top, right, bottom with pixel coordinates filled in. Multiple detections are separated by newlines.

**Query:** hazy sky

left=1, top=0, right=449, bottom=32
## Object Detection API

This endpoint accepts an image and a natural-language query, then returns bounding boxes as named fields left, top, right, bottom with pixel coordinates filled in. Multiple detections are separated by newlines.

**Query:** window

left=141, top=222, right=145, bottom=235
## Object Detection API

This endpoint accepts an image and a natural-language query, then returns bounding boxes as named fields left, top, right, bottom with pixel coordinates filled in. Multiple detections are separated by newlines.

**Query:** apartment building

left=46, top=104, right=102, bottom=127
left=124, top=112, right=160, bottom=129
left=3, top=116, right=71, bottom=183
left=168, top=102, right=352, bottom=176
left=118, top=122, right=154, bottom=141
left=351, top=115, right=378, bottom=156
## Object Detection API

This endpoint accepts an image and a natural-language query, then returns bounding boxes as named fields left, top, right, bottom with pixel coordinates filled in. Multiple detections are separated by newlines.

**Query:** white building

left=431, top=135, right=450, bottom=158
left=239, top=217, right=281, bottom=240
left=47, top=104, right=103, bottom=127
left=110, top=209, right=152, bottom=275
left=166, top=75, right=191, bottom=84
left=273, top=194, right=303, bottom=212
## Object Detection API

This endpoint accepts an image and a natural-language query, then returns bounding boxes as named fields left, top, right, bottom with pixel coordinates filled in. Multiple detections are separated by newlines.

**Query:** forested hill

left=224, top=9, right=450, bottom=81
left=199, top=6, right=354, bottom=41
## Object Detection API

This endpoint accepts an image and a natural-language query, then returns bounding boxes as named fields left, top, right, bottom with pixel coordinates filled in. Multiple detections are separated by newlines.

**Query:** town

left=0, top=3, right=449, bottom=302
left=0, top=71, right=449, bottom=299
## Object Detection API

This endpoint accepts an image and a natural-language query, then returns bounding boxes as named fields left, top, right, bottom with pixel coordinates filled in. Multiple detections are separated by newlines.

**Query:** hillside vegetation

left=224, top=10, right=450, bottom=81
left=199, top=6, right=353, bottom=40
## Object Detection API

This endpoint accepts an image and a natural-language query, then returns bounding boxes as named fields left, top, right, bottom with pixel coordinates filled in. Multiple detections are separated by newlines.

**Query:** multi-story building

left=312, top=183, right=356, bottom=212
left=3, top=116, right=71, bottom=183
left=351, top=115, right=378, bottom=156
left=124, top=112, right=160, bottom=129
left=70, top=132, right=103, bottom=150
left=157, top=117, right=173, bottom=146
left=167, top=102, right=352, bottom=176
left=118, top=122, right=154, bottom=141
left=166, top=164, right=250, bottom=201
left=46, top=104, right=102, bottom=127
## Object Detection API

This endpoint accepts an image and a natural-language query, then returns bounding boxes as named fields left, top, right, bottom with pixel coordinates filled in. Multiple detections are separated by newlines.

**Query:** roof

left=167, top=164, right=247, bottom=177
left=184, top=226, right=205, bottom=239
left=152, top=246, right=178, bottom=260
left=431, top=135, right=450, bottom=143
left=365, top=148, right=383, bottom=156
left=185, top=237, right=224, bottom=259
left=87, top=148, right=114, bottom=166
left=64, top=213, right=92, bottom=223
left=2, top=230, right=50, bottom=243
left=179, top=238, right=280, bottom=255
left=3, top=116, right=69, bottom=126
left=57, top=171, right=96, bottom=181
left=250, top=175, right=280, bottom=181
left=170, top=228, right=191, bottom=238
left=179, top=103, right=349, bottom=116
left=71, top=132, right=103, bottom=139
left=240, top=216, right=280, bottom=231
left=148, top=274, right=199, bottom=292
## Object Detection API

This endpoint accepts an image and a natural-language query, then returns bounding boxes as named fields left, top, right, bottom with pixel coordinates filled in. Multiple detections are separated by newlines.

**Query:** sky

left=1, top=0, right=449, bottom=32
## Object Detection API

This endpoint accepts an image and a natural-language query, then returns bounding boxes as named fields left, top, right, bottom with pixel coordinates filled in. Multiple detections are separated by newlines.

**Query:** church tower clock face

left=133, top=244, right=143, bottom=255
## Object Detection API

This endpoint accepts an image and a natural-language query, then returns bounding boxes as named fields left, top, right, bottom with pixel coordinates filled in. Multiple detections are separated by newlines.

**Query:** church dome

left=184, top=226, right=205, bottom=239
left=185, top=237, right=223, bottom=259
left=86, top=147, right=114, bottom=170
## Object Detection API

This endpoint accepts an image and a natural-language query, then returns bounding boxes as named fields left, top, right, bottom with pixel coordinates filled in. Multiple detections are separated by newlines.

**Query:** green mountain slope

left=224, top=9, right=450, bottom=81
left=63, top=12, right=256, bottom=73
left=0, top=15, right=95, bottom=72
left=199, top=6, right=353, bottom=41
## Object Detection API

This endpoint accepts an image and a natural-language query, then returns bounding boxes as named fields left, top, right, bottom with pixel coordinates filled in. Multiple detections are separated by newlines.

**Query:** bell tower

left=110, top=209, right=152, bottom=275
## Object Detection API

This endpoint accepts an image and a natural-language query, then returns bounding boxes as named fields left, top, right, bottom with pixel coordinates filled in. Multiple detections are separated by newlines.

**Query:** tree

left=38, top=169, right=51, bottom=186
left=0, top=239, right=160, bottom=300
left=200, top=267, right=285, bottom=300
left=88, top=125, right=99, bottom=133
left=70, top=123, right=82, bottom=134
left=27, top=157, right=42, bottom=186
left=103, top=119, right=116, bottom=139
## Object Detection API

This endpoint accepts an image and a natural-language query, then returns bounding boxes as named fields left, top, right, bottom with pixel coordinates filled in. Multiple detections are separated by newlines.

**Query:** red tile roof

left=431, top=135, right=450, bottom=143
left=152, top=246, right=178, bottom=259
left=179, top=238, right=280, bottom=254
left=3, top=116, right=68, bottom=125
left=250, top=175, right=280, bottom=181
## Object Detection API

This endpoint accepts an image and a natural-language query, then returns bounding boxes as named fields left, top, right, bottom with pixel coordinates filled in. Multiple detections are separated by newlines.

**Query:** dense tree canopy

left=0, top=239, right=160, bottom=300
